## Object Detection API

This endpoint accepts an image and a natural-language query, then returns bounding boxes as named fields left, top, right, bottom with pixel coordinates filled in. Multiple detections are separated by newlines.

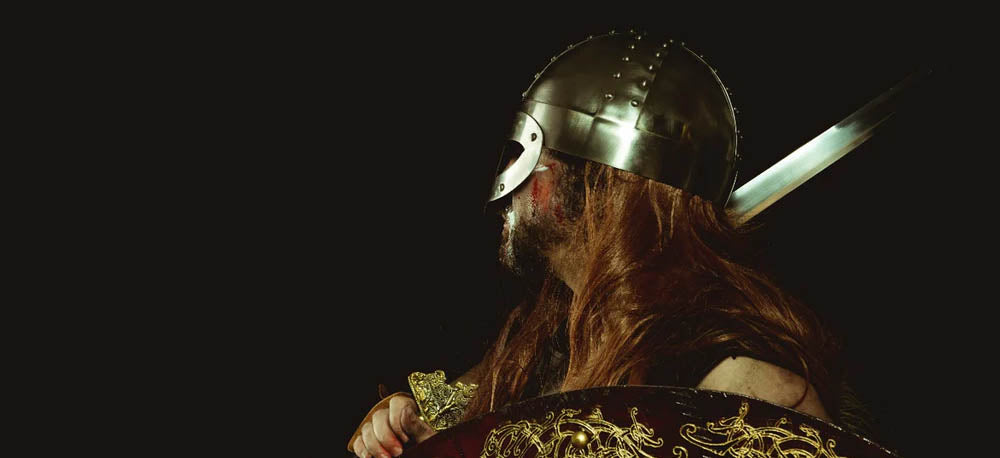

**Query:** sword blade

left=726, top=68, right=931, bottom=226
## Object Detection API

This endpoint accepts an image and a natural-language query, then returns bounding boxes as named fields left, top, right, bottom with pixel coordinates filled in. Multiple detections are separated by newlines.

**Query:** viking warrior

left=348, top=29, right=914, bottom=458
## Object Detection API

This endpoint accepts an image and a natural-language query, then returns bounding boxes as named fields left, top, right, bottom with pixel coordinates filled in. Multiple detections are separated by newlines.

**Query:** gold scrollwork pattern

left=481, top=406, right=665, bottom=458
left=678, top=401, right=845, bottom=458
left=408, top=370, right=478, bottom=431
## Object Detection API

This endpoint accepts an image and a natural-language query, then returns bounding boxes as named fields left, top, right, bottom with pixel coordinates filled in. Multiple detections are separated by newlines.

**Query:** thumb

left=401, top=404, right=437, bottom=444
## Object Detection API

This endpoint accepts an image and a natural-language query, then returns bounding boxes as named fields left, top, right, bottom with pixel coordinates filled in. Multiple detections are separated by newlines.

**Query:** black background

left=231, top=12, right=976, bottom=457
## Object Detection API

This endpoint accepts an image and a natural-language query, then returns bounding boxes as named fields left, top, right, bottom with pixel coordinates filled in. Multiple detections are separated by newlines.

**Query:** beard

left=498, top=203, right=562, bottom=288
left=496, top=152, right=586, bottom=288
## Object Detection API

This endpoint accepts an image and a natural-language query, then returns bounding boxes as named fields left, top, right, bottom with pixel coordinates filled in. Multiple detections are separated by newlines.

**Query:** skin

left=352, top=150, right=829, bottom=457
left=498, top=149, right=579, bottom=283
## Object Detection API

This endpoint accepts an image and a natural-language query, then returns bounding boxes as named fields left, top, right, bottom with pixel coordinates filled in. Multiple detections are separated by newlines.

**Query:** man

left=351, top=30, right=851, bottom=458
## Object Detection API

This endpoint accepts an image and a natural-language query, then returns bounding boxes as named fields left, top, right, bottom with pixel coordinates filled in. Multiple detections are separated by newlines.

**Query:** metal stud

left=640, top=80, right=648, bottom=88
left=610, top=29, right=616, bottom=34
left=636, top=35, right=642, bottom=40
left=534, top=73, right=541, bottom=78
left=530, top=133, right=537, bottom=141
left=628, top=43, right=636, bottom=50
left=662, top=42, right=669, bottom=48
left=571, top=431, right=591, bottom=449
left=612, top=72, right=622, bottom=79
left=551, top=56, right=557, bottom=62
left=499, top=183, right=505, bottom=191
left=567, top=44, right=574, bottom=49
left=630, top=99, right=640, bottom=107
left=629, top=28, right=635, bottom=34
left=521, top=91, right=527, bottom=97
left=604, top=93, right=614, bottom=100
left=655, top=51, right=662, bottom=58
left=588, top=35, right=594, bottom=39
left=647, top=64, right=655, bottom=71
left=680, top=41, right=685, bottom=46
left=622, top=56, right=630, bottom=62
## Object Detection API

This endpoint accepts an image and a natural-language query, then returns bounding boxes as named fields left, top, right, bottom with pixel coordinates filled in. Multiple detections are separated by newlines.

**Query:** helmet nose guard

left=488, top=112, right=543, bottom=202
left=488, top=30, right=739, bottom=206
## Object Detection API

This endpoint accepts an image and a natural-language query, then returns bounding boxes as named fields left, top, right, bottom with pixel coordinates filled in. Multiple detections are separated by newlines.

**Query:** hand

left=352, top=395, right=436, bottom=458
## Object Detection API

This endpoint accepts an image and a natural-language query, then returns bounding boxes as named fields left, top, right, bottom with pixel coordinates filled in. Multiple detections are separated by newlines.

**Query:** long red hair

left=464, top=154, right=841, bottom=420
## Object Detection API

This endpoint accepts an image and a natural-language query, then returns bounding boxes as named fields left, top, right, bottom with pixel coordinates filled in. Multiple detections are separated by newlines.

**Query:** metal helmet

left=489, top=30, right=739, bottom=206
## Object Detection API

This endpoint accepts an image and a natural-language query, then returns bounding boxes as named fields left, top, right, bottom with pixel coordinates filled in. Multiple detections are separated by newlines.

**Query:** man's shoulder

left=695, top=356, right=831, bottom=421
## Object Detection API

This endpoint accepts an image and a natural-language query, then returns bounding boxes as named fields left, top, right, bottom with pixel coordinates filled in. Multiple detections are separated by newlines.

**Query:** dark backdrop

left=249, top=14, right=971, bottom=457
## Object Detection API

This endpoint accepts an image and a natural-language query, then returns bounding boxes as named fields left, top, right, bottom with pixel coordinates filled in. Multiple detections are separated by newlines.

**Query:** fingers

left=400, top=402, right=437, bottom=444
left=372, top=408, right=403, bottom=456
left=353, top=437, right=368, bottom=458
left=362, top=422, right=390, bottom=458
left=388, top=396, right=411, bottom=444
left=355, top=394, right=436, bottom=458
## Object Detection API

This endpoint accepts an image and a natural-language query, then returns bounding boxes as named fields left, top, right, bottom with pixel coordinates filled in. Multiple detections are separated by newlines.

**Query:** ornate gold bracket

left=408, top=370, right=478, bottom=431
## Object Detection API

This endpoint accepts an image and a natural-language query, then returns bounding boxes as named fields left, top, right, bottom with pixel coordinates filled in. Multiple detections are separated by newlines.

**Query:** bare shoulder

left=695, top=356, right=831, bottom=422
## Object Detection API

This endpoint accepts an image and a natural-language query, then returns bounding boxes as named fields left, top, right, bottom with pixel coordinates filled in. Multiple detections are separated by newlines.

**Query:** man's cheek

left=529, top=165, right=559, bottom=214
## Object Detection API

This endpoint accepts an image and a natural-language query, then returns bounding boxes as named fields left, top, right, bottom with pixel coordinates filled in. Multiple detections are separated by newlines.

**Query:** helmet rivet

left=622, top=56, right=630, bottom=62
left=522, top=91, right=528, bottom=97
left=612, top=72, right=622, bottom=79
left=629, top=28, right=635, bottom=34
left=604, top=93, right=614, bottom=100
left=640, top=80, right=648, bottom=88
left=610, top=29, right=616, bottom=34
left=647, top=64, right=654, bottom=71
left=680, top=41, right=685, bottom=46
left=588, top=35, right=594, bottom=39
left=630, top=99, right=640, bottom=107
left=534, top=73, right=541, bottom=78
left=628, top=43, right=636, bottom=50
left=499, top=183, right=505, bottom=191
left=551, top=56, right=557, bottom=62
left=530, top=133, right=537, bottom=142
left=669, top=39, right=674, bottom=43
left=636, top=35, right=642, bottom=40
left=655, top=52, right=662, bottom=58
left=662, top=43, right=669, bottom=48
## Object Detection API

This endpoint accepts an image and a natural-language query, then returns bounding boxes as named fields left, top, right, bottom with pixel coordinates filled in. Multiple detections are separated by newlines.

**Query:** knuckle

left=400, top=407, right=415, bottom=425
left=389, top=396, right=413, bottom=411
left=362, top=427, right=378, bottom=448
left=373, top=419, right=395, bottom=443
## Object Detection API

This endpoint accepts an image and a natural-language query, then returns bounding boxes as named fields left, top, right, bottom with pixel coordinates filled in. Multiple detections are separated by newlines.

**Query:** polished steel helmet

left=489, top=30, right=739, bottom=206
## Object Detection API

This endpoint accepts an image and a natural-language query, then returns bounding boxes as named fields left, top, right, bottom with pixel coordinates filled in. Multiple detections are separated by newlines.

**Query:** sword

left=726, top=68, right=931, bottom=226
